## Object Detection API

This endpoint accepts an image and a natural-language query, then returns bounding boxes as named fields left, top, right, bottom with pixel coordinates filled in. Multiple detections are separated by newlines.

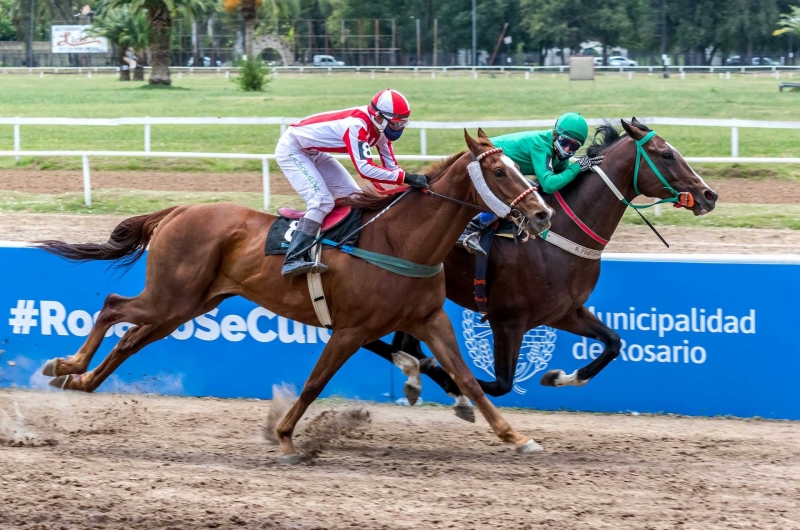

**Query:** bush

left=233, top=56, right=271, bottom=92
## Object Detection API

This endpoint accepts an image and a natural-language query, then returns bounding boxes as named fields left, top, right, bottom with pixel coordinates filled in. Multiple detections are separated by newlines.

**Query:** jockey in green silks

left=458, top=112, right=604, bottom=255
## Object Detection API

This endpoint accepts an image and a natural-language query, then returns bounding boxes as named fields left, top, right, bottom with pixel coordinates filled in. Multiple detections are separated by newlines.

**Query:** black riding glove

left=403, top=173, right=430, bottom=189
left=577, top=155, right=604, bottom=171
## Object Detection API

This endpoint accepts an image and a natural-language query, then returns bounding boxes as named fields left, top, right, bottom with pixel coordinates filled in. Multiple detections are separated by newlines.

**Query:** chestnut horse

left=363, top=119, right=719, bottom=420
left=36, top=130, right=554, bottom=460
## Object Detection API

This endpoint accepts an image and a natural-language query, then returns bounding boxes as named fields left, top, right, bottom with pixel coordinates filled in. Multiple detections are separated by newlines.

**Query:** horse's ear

left=631, top=116, right=643, bottom=125
left=620, top=119, right=645, bottom=140
left=464, top=129, right=481, bottom=156
left=477, top=128, right=489, bottom=140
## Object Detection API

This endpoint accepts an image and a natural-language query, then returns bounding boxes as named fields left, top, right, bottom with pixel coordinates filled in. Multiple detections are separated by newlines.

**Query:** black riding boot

left=457, top=214, right=491, bottom=256
left=281, top=218, right=329, bottom=277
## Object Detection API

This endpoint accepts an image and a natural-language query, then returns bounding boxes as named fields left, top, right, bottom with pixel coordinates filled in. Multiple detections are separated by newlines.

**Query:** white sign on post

left=51, top=25, right=109, bottom=53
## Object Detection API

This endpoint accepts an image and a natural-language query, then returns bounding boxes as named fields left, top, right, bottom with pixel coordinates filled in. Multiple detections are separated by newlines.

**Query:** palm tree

left=91, top=5, right=150, bottom=80
left=223, top=0, right=260, bottom=57
left=104, top=0, right=214, bottom=85
left=774, top=6, right=800, bottom=36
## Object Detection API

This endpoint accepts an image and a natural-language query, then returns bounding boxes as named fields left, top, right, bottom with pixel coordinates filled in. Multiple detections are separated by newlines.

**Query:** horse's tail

left=35, top=206, right=179, bottom=269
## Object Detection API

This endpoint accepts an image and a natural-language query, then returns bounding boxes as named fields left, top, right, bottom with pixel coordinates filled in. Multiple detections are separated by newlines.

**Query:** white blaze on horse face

left=500, top=154, right=549, bottom=210
left=665, top=141, right=714, bottom=191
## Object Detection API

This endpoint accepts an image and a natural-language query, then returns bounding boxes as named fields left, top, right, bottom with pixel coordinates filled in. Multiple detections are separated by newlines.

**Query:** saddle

left=265, top=205, right=363, bottom=256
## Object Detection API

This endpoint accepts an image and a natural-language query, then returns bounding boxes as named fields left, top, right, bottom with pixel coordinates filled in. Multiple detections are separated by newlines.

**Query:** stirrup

left=460, top=232, right=487, bottom=256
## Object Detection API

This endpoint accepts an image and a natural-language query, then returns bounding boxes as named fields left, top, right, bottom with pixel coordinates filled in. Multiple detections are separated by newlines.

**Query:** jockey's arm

left=375, top=135, right=401, bottom=171
left=343, top=124, right=405, bottom=184
left=530, top=144, right=581, bottom=194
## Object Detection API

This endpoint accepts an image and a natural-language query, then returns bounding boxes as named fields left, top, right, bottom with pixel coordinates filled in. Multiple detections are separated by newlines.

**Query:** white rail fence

left=3, top=116, right=800, bottom=159
left=2, top=65, right=800, bottom=76
left=2, top=149, right=799, bottom=212
left=1, top=116, right=799, bottom=210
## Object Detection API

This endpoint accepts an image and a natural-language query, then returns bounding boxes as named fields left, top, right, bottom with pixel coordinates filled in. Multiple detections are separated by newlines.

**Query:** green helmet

left=554, top=112, right=589, bottom=145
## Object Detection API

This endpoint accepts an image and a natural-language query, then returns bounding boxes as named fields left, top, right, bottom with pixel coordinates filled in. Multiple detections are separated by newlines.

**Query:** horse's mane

left=586, top=121, right=651, bottom=158
left=338, top=150, right=466, bottom=211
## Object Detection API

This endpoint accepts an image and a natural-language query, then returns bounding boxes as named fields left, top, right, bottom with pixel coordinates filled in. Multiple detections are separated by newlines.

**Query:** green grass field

left=1, top=73, right=799, bottom=167
left=0, top=73, right=799, bottom=229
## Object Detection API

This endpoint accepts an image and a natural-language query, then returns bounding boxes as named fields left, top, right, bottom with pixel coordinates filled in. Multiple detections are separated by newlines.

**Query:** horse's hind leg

left=408, top=310, right=541, bottom=454
left=275, top=328, right=363, bottom=461
left=53, top=323, right=179, bottom=392
left=51, top=295, right=227, bottom=391
left=43, top=293, right=137, bottom=377
left=540, top=305, right=621, bottom=387
left=362, top=337, right=423, bottom=405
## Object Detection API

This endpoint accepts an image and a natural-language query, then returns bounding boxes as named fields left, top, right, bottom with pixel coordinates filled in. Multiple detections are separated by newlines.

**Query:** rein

left=315, top=146, right=533, bottom=277
left=627, top=131, right=694, bottom=210
left=545, top=130, right=688, bottom=257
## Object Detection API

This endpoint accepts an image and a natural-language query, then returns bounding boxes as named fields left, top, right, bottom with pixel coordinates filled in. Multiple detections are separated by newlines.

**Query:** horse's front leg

left=540, top=305, right=621, bottom=387
left=275, top=328, right=362, bottom=462
left=407, top=310, right=541, bottom=454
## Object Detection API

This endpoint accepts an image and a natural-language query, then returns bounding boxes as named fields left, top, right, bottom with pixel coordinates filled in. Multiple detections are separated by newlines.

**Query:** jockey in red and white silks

left=276, top=88, right=429, bottom=277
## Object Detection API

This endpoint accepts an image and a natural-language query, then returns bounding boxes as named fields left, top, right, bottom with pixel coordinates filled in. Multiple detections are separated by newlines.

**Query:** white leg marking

left=553, top=369, right=588, bottom=387
left=453, top=394, right=473, bottom=408
left=392, top=351, right=421, bottom=395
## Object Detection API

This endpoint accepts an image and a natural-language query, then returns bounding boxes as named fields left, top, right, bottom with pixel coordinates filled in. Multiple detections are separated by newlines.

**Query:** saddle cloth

left=265, top=205, right=363, bottom=256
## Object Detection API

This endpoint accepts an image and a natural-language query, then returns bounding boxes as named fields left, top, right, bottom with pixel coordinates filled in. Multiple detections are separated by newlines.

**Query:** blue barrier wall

left=1, top=245, right=798, bottom=419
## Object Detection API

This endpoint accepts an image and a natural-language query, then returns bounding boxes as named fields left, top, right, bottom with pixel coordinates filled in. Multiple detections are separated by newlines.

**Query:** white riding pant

left=275, top=130, right=361, bottom=224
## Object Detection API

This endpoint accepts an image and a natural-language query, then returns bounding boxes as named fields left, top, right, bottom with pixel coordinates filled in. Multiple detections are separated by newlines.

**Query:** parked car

left=593, top=55, right=637, bottom=67
left=312, top=54, right=345, bottom=67
left=608, top=55, right=637, bottom=67
left=726, top=56, right=780, bottom=67
left=752, top=57, right=780, bottom=66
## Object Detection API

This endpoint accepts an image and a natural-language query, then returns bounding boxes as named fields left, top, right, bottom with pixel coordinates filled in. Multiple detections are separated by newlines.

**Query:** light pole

left=28, top=0, right=35, bottom=67
left=471, top=0, right=477, bottom=66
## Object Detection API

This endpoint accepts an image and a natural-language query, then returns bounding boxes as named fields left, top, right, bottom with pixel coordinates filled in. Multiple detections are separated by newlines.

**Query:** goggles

left=387, top=117, right=409, bottom=131
left=370, top=102, right=410, bottom=131
left=556, top=135, right=581, bottom=155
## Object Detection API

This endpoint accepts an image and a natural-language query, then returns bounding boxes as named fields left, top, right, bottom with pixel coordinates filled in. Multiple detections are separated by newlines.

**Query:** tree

left=775, top=5, right=800, bottom=36
left=0, top=0, right=18, bottom=41
left=225, top=0, right=299, bottom=58
left=105, top=0, right=214, bottom=85
left=720, top=0, right=780, bottom=64
left=91, top=5, right=150, bottom=78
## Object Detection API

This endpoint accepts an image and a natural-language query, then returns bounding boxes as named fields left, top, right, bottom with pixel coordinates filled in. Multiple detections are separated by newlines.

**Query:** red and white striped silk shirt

left=289, top=106, right=405, bottom=185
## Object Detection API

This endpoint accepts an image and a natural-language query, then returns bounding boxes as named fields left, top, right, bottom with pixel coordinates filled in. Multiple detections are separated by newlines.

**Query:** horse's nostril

left=704, top=189, right=718, bottom=202
left=534, top=210, right=550, bottom=223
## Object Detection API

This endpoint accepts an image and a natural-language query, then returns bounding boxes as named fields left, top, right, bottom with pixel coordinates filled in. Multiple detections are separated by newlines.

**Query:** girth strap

left=473, top=222, right=498, bottom=315
left=553, top=191, right=608, bottom=245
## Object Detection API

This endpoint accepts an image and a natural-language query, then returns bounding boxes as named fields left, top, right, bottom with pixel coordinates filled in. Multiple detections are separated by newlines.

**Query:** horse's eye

left=662, top=150, right=674, bottom=160
left=493, top=167, right=505, bottom=177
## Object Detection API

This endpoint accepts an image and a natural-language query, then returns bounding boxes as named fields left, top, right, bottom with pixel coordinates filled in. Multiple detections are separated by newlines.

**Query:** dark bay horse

left=364, top=119, right=719, bottom=420
left=36, top=130, right=555, bottom=459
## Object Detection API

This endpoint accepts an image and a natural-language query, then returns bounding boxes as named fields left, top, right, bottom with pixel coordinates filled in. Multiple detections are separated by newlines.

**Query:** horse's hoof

left=516, top=439, right=543, bottom=454
left=403, top=381, right=422, bottom=406
left=540, top=369, right=564, bottom=387
left=42, top=358, right=59, bottom=377
left=278, top=454, right=302, bottom=465
left=454, top=404, right=476, bottom=423
left=49, top=375, right=72, bottom=390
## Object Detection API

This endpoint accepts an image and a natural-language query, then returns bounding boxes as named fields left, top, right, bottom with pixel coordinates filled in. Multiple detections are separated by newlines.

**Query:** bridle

left=318, top=147, right=540, bottom=254
left=544, top=130, right=694, bottom=258
left=423, top=147, right=540, bottom=237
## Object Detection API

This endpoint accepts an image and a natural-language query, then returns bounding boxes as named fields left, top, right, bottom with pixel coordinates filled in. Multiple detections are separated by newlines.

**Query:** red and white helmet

left=368, top=88, right=411, bottom=132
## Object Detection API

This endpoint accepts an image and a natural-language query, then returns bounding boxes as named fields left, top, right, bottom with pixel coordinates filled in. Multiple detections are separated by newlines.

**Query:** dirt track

left=1, top=390, right=798, bottom=530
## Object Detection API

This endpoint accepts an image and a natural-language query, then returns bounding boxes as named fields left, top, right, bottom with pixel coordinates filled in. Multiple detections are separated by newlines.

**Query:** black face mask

left=384, top=126, right=404, bottom=141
